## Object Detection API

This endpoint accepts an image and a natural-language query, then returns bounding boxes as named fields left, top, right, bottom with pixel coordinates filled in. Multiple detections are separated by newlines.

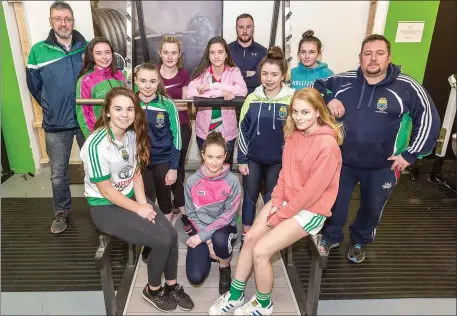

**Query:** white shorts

left=282, top=202, right=326, bottom=235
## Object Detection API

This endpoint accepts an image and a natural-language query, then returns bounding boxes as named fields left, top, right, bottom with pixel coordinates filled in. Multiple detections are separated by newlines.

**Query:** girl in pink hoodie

left=187, top=36, right=248, bottom=165
left=208, top=88, right=343, bottom=316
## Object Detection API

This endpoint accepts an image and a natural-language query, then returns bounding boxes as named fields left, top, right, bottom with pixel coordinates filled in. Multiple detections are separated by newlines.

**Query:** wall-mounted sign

left=395, top=21, right=425, bottom=43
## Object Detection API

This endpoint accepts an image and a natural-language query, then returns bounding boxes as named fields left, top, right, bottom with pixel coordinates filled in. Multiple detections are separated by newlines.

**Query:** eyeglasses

left=51, top=17, right=74, bottom=24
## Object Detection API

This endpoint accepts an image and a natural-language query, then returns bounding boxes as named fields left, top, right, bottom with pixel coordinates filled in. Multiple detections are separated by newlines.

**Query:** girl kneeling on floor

left=185, top=132, right=241, bottom=296
left=80, top=87, right=193, bottom=313
left=208, top=88, right=343, bottom=315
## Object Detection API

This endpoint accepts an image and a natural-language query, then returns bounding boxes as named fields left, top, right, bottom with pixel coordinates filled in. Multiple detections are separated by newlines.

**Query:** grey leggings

left=89, top=197, right=178, bottom=287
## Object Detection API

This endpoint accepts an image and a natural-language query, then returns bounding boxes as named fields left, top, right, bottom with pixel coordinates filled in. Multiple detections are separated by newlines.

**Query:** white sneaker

left=233, top=295, right=273, bottom=315
left=208, top=292, right=245, bottom=315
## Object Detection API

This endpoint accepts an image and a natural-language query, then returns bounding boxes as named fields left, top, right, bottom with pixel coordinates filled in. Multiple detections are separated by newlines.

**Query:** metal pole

left=135, top=0, right=150, bottom=62
left=125, top=1, right=133, bottom=88
left=269, top=0, right=281, bottom=47
left=281, top=0, right=285, bottom=52
left=430, top=74, right=456, bottom=182
left=77, top=98, right=196, bottom=104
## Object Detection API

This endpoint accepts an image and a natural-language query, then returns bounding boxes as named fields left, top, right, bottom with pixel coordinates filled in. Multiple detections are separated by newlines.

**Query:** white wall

left=373, top=0, right=390, bottom=35
left=2, top=2, right=41, bottom=171
left=23, top=1, right=94, bottom=46
left=12, top=1, right=382, bottom=167
left=223, top=1, right=371, bottom=74
left=21, top=1, right=94, bottom=165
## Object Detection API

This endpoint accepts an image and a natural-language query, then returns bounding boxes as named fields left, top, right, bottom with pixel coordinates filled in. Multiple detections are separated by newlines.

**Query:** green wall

left=1, top=4, right=35, bottom=174
left=383, top=1, right=440, bottom=83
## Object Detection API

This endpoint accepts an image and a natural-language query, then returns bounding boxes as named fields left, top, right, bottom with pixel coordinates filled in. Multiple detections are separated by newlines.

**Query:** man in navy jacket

left=313, top=34, right=440, bottom=263
left=228, top=13, right=267, bottom=95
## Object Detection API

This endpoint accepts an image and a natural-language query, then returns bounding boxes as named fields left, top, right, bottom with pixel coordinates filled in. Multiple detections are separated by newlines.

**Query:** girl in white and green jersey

left=80, top=87, right=194, bottom=313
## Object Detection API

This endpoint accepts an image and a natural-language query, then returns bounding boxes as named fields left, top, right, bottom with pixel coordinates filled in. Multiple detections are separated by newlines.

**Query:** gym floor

left=1, top=166, right=456, bottom=315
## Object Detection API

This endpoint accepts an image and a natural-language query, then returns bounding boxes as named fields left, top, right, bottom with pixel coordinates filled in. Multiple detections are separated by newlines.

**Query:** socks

left=255, top=290, right=272, bottom=308
left=148, top=286, right=162, bottom=296
left=166, top=283, right=178, bottom=291
left=228, top=278, right=246, bottom=300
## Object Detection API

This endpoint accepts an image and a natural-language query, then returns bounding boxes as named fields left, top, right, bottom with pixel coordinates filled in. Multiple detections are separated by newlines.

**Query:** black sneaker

left=348, top=244, right=366, bottom=263
left=219, top=266, right=232, bottom=295
left=164, top=283, right=194, bottom=311
left=142, top=284, right=177, bottom=312
left=50, top=212, right=68, bottom=234
left=181, top=215, right=194, bottom=235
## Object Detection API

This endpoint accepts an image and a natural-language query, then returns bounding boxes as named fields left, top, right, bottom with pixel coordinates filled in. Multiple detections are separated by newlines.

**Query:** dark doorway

left=422, top=0, right=457, bottom=158
left=1, top=127, right=13, bottom=183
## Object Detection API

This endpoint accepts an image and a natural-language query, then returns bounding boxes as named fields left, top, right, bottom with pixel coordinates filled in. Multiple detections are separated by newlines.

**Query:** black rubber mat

left=69, top=163, right=85, bottom=185
left=1, top=198, right=129, bottom=292
left=294, top=173, right=456, bottom=299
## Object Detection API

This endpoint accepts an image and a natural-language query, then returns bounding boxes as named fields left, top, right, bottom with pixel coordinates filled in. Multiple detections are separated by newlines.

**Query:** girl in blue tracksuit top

left=237, top=46, right=295, bottom=246
left=134, top=62, right=181, bottom=222
left=290, top=30, right=334, bottom=90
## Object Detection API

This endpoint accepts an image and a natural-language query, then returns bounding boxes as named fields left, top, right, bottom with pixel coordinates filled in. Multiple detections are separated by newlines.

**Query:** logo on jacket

left=197, top=190, right=206, bottom=196
left=278, top=105, right=288, bottom=120
left=118, top=165, right=133, bottom=180
left=156, top=112, right=165, bottom=128
left=382, top=182, right=392, bottom=190
left=376, top=97, right=388, bottom=114
left=251, top=52, right=258, bottom=57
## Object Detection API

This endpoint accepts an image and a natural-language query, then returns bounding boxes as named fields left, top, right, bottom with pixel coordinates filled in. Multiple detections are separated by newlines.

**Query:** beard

left=237, top=35, right=252, bottom=43
left=54, top=27, right=72, bottom=39
left=365, top=64, right=382, bottom=76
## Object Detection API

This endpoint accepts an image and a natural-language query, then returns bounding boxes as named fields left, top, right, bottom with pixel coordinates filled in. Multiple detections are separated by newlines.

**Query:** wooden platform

left=122, top=217, right=300, bottom=315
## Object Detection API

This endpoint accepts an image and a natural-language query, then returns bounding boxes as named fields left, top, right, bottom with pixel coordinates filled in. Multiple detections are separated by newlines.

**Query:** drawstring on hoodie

left=356, top=81, right=366, bottom=110
left=273, top=102, right=276, bottom=130
left=256, top=101, right=263, bottom=135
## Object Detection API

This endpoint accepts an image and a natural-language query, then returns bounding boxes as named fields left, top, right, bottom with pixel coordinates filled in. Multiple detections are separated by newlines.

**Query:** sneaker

left=219, top=266, right=232, bottom=295
left=164, top=283, right=194, bottom=311
left=208, top=291, right=245, bottom=315
left=142, top=284, right=177, bottom=312
left=50, top=212, right=68, bottom=234
left=317, top=235, right=339, bottom=255
left=240, top=234, right=245, bottom=249
left=348, top=244, right=366, bottom=263
left=234, top=295, right=273, bottom=316
left=181, top=216, right=194, bottom=235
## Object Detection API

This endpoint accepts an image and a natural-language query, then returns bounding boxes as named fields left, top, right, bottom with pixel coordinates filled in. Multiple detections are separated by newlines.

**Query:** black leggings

left=186, top=225, right=237, bottom=285
left=241, top=160, right=282, bottom=227
left=171, top=123, right=191, bottom=209
left=143, top=162, right=176, bottom=215
left=89, top=197, right=178, bottom=287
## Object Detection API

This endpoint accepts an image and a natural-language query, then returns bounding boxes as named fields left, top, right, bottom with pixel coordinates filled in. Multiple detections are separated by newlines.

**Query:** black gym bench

left=281, top=234, right=328, bottom=316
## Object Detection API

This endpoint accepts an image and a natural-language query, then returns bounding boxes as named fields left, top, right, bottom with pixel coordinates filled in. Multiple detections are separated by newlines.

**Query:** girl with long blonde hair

left=209, top=87, right=343, bottom=316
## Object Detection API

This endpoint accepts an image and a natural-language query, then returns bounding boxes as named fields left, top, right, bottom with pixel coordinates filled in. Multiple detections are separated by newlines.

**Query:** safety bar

left=76, top=96, right=245, bottom=108
left=95, top=234, right=137, bottom=316
left=282, top=234, right=328, bottom=316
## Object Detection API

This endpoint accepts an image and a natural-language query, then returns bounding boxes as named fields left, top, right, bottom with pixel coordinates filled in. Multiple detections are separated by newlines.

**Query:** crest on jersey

left=278, top=105, right=287, bottom=119
left=156, top=112, right=165, bottom=128
left=376, top=97, right=388, bottom=114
